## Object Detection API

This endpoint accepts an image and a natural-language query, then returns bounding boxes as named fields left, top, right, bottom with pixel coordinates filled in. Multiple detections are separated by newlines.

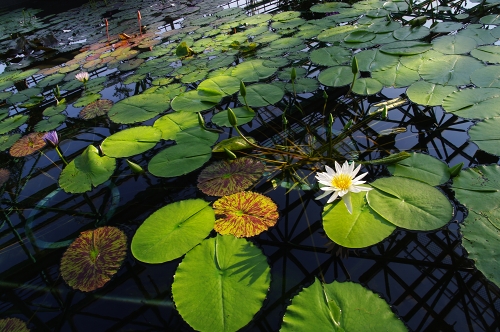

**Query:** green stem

left=55, top=146, right=69, bottom=166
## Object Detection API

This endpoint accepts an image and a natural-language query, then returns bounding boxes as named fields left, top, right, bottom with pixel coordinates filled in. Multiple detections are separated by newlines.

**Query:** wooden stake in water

left=137, top=11, right=142, bottom=36
left=105, top=18, right=109, bottom=42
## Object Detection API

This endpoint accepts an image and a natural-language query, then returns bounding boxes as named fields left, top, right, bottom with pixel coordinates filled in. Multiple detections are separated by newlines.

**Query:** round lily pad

left=172, top=234, right=270, bottom=332
left=60, top=226, right=127, bottom=292
left=281, top=278, right=407, bottom=331
left=212, top=106, right=255, bottom=127
left=407, top=81, right=457, bottom=106
left=469, top=117, right=500, bottom=156
left=380, top=41, right=431, bottom=55
left=175, top=127, right=219, bottom=146
left=148, top=143, right=212, bottom=178
left=352, top=78, right=383, bottom=95
left=322, top=191, right=396, bottom=248
left=197, top=75, right=240, bottom=96
left=452, top=165, right=500, bottom=211
left=387, top=152, right=450, bottom=186
left=310, top=46, right=351, bottom=66
left=367, top=177, right=453, bottom=231
left=372, top=62, right=420, bottom=88
left=442, top=88, right=500, bottom=119
left=109, top=94, right=170, bottom=124
left=471, top=66, right=500, bottom=88
left=419, top=55, right=484, bottom=86
left=131, top=199, right=215, bottom=263
left=101, top=126, right=162, bottom=158
left=153, top=112, right=199, bottom=140
left=231, top=59, right=277, bottom=82
left=34, top=114, right=66, bottom=132
left=355, top=49, right=400, bottom=72
left=318, top=66, right=356, bottom=87
left=237, top=83, right=284, bottom=107
left=9, top=132, right=46, bottom=157
left=171, top=90, right=221, bottom=112
left=0, top=134, right=21, bottom=152
left=432, top=35, right=477, bottom=55
left=79, top=99, right=113, bottom=120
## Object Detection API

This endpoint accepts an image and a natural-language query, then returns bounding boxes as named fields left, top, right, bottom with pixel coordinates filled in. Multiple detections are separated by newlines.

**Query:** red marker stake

left=105, top=18, right=109, bottom=42
left=137, top=11, right=142, bottom=36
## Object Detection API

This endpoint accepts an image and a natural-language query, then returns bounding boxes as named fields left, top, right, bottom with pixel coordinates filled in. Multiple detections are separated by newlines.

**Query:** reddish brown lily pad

left=60, top=226, right=127, bottom=292
left=0, top=168, right=10, bottom=186
left=79, top=99, right=114, bottom=120
left=213, top=191, right=279, bottom=237
left=0, top=317, right=30, bottom=331
left=9, top=132, right=46, bottom=157
left=197, top=157, right=265, bottom=196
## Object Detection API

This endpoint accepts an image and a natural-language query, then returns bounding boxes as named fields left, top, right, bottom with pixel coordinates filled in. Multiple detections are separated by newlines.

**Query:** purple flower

left=43, top=131, right=59, bottom=147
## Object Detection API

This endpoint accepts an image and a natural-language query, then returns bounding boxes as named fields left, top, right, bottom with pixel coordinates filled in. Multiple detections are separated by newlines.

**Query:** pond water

left=1, top=0, right=500, bottom=331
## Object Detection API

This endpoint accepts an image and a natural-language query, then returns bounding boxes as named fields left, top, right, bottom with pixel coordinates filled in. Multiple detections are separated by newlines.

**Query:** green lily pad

left=148, top=143, right=212, bottom=177
left=457, top=25, right=496, bottom=45
left=131, top=199, right=215, bottom=263
left=393, top=26, right=430, bottom=41
left=310, top=46, right=351, bottom=66
left=471, top=66, right=500, bottom=88
left=34, top=114, right=66, bottom=132
left=322, top=191, right=396, bottom=248
left=310, top=2, right=350, bottom=13
left=172, top=234, right=270, bottom=332
left=171, top=90, right=221, bottom=112
left=109, top=94, right=170, bottom=124
left=352, top=78, right=383, bottom=95
left=431, top=22, right=463, bottom=33
left=442, top=88, right=500, bottom=119
left=318, top=66, right=357, bottom=87
left=399, top=50, right=443, bottom=71
left=73, top=93, right=102, bottom=108
left=406, top=81, right=457, bottom=106
left=37, top=73, right=65, bottom=88
left=285, top=78, right=319, bottom=94
left=153, top=112, right=199, bottom=140
left=432, top=35, right=477, bottom=55
left=212, top=107, right=255, bottom=127
left=212, top=136, right=257, bottom=152
left=344, top=30, right=376, bottom=43
left=43, top=102, right=67, bottom=116
left=197, top=76, right=241, bottom=96
left=0, top=115, right=28, bottom=135
left=59, top=145, right=116, bottom=194
left=101, top=126, right=162, bottom=158
left=355, top=49, right=400, bottom=72
left=367, top=176, right=453, bottom=230
left=387, top=152, right=450, bottom=185
left=469, top=117, right=500, bottom=156
left=231, top=59, right=277, bottom=82
left=471, top=45, right=500, bottom=64
left=380, top=41, right=431, bottom=55
left=281, top=278, right=407, bottom=331
left=318, top=25, right=359, bottom=43
left=175, top=127, right=219, bottom=146
left=452, top=165, right=500, bottom=211
left=0, top=133, right=21, bottom=152
left=461, top=209, right=500, bottom=288
left=237, top=83, right=284, bottom=107
left=372, top=62, right=420, bottom=88
left=60, top=226, right=127, bottom=292
left=419, top=55, right=484, bottom=86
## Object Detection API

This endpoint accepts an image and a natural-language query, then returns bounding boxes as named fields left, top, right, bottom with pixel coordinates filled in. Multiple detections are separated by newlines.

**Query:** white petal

left=315, top=190, right=332, bottom=200
left=334, top=161, right=342, bottom=173
left=326, top=191, right=340, bottom=203
left=325, top=165, right=335, bottom=176
left=351, top=164, right=361, bottom=177
left=352, top=171, right=368, bottom=182
left=342, top=193, right=353, bottom=214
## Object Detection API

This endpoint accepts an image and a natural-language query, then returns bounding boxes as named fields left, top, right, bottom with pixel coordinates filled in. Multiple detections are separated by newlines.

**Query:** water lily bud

left=42, top=130, right=59, bottom=148
left=239, top=80, right=246, bottom=98
left=54, top=84, right=60, bottom=98
left=329, top=114, right=334, bottom=127
left=381, top=105, right=388, bottom=120
left=197, top=112, right=205, bottom=128
left=351, top=56, right=358, bottom=75
left=343, top=119, right=353, bottom=131
left=127, top=159, right=144, bottom=174
left=449, top=162, right=464, bottom=177
left=282, top=114, right=288, bottom=125
left=291, top=67, right=297, bottom=81
left=323, top=90, right=328, bottom=100
left=224, top=147, right=237, bottom=160
left=409, top=16, right=427, bottom=27
left=227, top=108, right=238, bottom=126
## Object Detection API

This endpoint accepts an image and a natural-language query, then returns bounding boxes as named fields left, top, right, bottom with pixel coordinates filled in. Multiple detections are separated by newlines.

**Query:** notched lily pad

left=9, top=132, right=46, bottom=157
left=60, top=226, right=127, bottom=292
left=79, top=99, right=113, bottom=120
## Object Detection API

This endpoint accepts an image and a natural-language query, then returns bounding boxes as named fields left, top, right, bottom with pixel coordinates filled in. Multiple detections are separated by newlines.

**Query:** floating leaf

left=197, top=76, right=241, bottom=96
left=237, top=83, right=284, bottom=107
left=310, top=46, right=351, bottom=66
left=213, top=191, right=279, bottom=237
left=406, top=81, right=457, bottom=106
left=109, top=94, right=170, bottom=124
left=171, top=90, right=221, bottom=112
left=352, top=78, right=383, bottom=95
left=318, top=66, right=358, bottom=87
left=0, top=115, right=28, bottom=135
left=34, top=114, right=66, bottom=132
left=393, top=26, right=430, bottom=41
left=452, top=165, right=500, bottom=211
left=73, top=93, right=101, bottom=108
left=60, top=226, right=127, bottom=292
left=0, top=134, right=21, bottom=152
left=37, top=73, right=65, bottom=88
left=131, top=199, right=215, bottom=263
left=198, top=158, right=265, bottom=196
left=322, top=191, right=395, bottom=248
left=79, top=99, right=113, bottom=120
left=172, top=234, right=270, bottom=332
left=9, top=132, right=46, bottom=157
left=148, top=143, right=212, bottom=178
left=379, top=41, right=431, bottom=55
left=212, top=107, right=255, bottom=127
left=442, top=88, right=500, bottom=119
left=281, top=278, right=407, bottom=331
left=367, top=177, right=453, bottom=231
left=153, top=112, right=199, bottom=140
left=432, top=35, right=477, bottom=55
left=372, top=62, right=420, bottom=88
left=59, top=145, right=116, bottom=194
left=355, top=49, right=400, bottom=72
left=461, top=209, right=500, bottom=288
left=101, top=126, right=162, bottom=158
left=0, top=318, right=30, bottom=332
left=231, top=59, right=277, bottom=82
left=43, top=102, right=67, bottom=116
left=469, top=117, right=500, bottom=156
left=471, top=66, right=500, bottom=88
left=387, top=152, right=450, bottom=185
left=175, top=127, right=219, bottom=146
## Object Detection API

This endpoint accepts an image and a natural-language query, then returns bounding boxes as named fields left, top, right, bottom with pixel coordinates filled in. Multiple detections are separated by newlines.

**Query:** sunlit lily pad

left=197, top=75, right=240, bottom=96
left=322, top=191, right=395, bottom=248
left=148, top=143, right=212, bottom=177
left=172, top=234, right=270, bottom=332
left=237, top=83, right=284, bottom=107
left=43, top=102, right=67, bottom=116
left=380, top=41, right=431, bottom=55
left=59, top=145, right=116, bottom=194
left=231, top=59, right=277, bottom=82
left=101, top=126, right=162, bottom=158
left=73, top=93, right=101, bottom=108
left=213, top=191, right=279, bottom=237
left=432, top=35, right=477, bottom=55
left=198, top=158, right=265, bottom=196
left=131, top=199, right=215, bottom=263
left=171, top=90, right=221, bottom=112
left=406, top=81, right=457, bottom=106
left=310, top=46, right=351, bottom=66
left=372, top=62, right=420, bottom=88
left=0, top=134, right=21, bottom=152
left=461, top=209, right=500, bottom=288
left=319, top=66, right=358, bottom=87
left=419, top=55, right=484, bottom=86
left=37, top=73, right=65, bottom=88
left=175, top=127, right=219, bottom=146
left=34, top=114, right=66, bottom=132
left=387, top=152, right=450, bottom=185
left=355, top=49, right=399, bottom=72
left=109, top=94, right=170, bottom=124
left=442, top=88, right=500, bottom=119
left=352, top=78, right=383, bottom=95
left=469, top=117, right=500, bottom=156
left=60, top=226, right=127, bottom=292
left=79, top=99, right=113, bottom=120
left=153, top=112, right=199, bottom=140
left=281, top=278, right=407, bottom=331
left=393, top=26, right=430, bottom=41
left=367, top=176, right=453, bottom=230
left=452, top=165, right=500, bottom=211
left=471, top=66, right=500, bottom=88
left=0, top=115, right=28, bottom=135
left=9, top=132, right=46, bottom=157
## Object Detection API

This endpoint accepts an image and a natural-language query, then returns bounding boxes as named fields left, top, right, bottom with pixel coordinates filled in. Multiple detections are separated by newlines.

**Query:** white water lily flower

left=315, top=161, right=372, bottom=214
left=75, top=71, right=89, bottom=83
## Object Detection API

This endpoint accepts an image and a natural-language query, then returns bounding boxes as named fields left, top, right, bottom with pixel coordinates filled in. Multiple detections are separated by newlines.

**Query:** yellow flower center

left=331, top=173, right=352, bottom=190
